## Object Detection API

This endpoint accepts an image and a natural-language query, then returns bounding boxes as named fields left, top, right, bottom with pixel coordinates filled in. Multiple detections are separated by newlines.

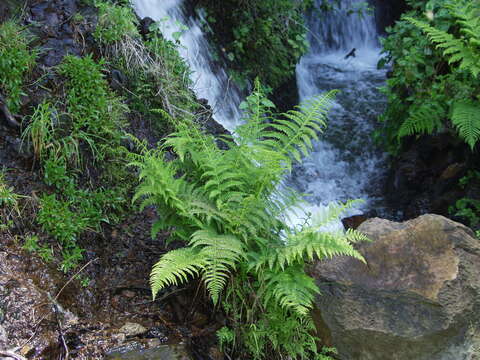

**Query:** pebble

left=119, top=322, right=148, bottom=337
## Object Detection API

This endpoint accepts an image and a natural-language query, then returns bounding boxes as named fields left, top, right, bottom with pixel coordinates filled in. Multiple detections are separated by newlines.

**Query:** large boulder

left=311, top=214, right=480, bottom=360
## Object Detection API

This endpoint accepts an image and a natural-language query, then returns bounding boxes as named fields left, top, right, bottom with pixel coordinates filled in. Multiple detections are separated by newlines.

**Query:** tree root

left=0, top=94, right=20, bottom=128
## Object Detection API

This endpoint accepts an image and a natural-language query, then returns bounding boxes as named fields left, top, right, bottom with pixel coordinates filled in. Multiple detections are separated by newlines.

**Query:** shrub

left=197, top=0, right=311, bottom=89
left=0, top=21, right=36, bottom=113
left=377, top=0, right=480, bottom=152
left=133, top=83, right=367, bottom=359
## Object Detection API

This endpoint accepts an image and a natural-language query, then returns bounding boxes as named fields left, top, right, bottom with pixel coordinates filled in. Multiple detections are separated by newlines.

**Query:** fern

left=397, top=103, right=445, bottom=139
left=263, top=266, right=320, bottom=316
left=134, top=82, right=367, bottom=359
left=451, top=101, right=480, bottom=150
left=191, top=228, right=246, bottom=303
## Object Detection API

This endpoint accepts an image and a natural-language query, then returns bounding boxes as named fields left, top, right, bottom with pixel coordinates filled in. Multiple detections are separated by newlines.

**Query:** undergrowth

left=0, top=20, right=36, bottom=113
left=22, top=54, right=131, bottom=272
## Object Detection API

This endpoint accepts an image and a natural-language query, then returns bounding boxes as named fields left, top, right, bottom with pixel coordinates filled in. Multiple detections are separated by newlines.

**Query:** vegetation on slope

left=196, top=0, right=312, bottom=89
left=378, top=0, right=480, bottom=153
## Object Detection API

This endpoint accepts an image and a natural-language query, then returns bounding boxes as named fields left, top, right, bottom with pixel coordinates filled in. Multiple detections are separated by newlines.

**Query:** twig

left=53, top=257, right=98, bottom=302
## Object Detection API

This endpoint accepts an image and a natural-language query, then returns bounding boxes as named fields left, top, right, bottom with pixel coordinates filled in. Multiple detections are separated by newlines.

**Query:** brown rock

left=440, top=162, right=465, bottom=180
left=311, top=214, right=480, bottom=360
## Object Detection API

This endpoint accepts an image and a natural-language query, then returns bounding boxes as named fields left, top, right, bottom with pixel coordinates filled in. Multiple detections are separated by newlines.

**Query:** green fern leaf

left=150, top=247, right=205, bottom=299
left=263, top=266, right=320, bottom=316
left=451, top=101, right=480, bottom=150
left=190, top=228, right=246, bottom=303
left=398, top=103, right=444, bottom=138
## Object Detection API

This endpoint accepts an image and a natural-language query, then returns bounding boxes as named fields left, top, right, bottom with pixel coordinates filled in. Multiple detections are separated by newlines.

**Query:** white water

left=133, top=0, right=244, bottom=131
left=132, top=0, right=388, bottom=224
left=289, top=0, right=388, bottom=218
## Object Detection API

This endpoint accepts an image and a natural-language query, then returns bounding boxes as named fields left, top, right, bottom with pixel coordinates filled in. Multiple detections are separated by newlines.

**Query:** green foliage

left=0, top=21, right=36, bottom=113
left=378, top=0, right=480, bottom=152
left=0, top=171, right=21, bottom=213
left=21, top=55, right=130, bottom=271
left=449, top=170, right=480, bottom=229
left=406, top=1, right=480, bottom=78
left=58, top=55, right=127, bottom=162
left=198, top=0, right=311, bottom=89
left=38, top=159, right=125, bottom=272
left=0, top=171, right=20, bottom=232
left=133, top=83, right=366, bottom=358
left=22, top=102, right=56, bottom=160
left=93, top=1, right=139, bottom=45
left=22, top=234, right=54, bottom=262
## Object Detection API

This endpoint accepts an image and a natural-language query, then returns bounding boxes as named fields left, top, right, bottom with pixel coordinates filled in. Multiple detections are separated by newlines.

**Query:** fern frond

left=398, top=103, right=444, bottom=138
left=263, top=266, right=320, bottom=316
left=406, top=2, right=480, bottom=78
left=274, top=230, right=365, bottom=270
left=451, top=101, right=480, bottom=150
left=261, top=91, right=336, bottom=162
left=190, top=228, right=246, bottom=303
left=150, top=247, right=204, bottom=299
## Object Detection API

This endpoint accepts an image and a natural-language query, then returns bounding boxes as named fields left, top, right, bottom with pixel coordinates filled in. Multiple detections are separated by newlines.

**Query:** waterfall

left=132, top=0, right=244, bottom=131
left=132, top=0, right=388, bottom=221
left=290, top=0, right=388, bottom=218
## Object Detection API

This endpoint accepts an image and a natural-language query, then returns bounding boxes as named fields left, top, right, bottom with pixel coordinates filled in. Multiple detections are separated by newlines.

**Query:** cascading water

left=133, top=0, right=244, bottom=131
left=289, top=0, right=388, bottom=217
left=132, top=0, right=388, bottom=220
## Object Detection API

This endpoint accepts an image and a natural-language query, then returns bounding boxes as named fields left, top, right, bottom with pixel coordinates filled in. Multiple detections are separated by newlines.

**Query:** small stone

left=112, top=333, right=126, bottom=343
left=121, top=290, right=135, bottom=298
left=19, top=344, right=33, bottom=356
left=0, top=324, right=7, bottom=343
left=119, top=322, right=148, bottom=337
left=146, top=338, right=161, bottom=348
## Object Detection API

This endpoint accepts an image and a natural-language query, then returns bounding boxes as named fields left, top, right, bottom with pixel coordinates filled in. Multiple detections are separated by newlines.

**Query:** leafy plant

left=93, top=1, right=139, bottom=45
left=0, top=21, right=36, bottom=113
left=449, top=170, right=480, bottom=229
left=22, top=234, right=54, bottom=262
left=133, top=83, right=367, bottom=358
left=22, top=101, right=56, bottom=160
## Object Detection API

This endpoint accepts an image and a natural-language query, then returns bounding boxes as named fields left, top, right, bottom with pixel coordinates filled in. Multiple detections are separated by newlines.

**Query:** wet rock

left=441, top=162, right=466, bottom=180
left=106, top=344, right=192, bottom=360
left=139, top=17, right=155, bottom=40
left=119, top=322, right=148, bottom=337
left=110, top=69, right=128, bottom=91
left=121, top=289, right=136, bottom=298
left=271, top=73, right=299, bottom=113
left=41, top=38, right=81, bottom=67
left=312, top=214, right=480, bottom=360
left=385, top=134, right=470, bottom=219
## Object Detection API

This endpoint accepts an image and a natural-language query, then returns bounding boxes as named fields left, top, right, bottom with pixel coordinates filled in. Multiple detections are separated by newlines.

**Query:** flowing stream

left=132, top=0, right=389, bottom=222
